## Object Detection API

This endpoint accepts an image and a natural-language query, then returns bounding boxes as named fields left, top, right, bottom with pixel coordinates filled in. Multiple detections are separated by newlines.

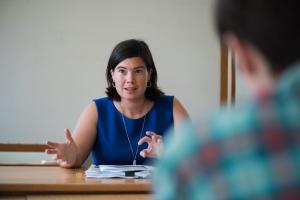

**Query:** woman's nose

left=126, top=71, right=135, bottom=82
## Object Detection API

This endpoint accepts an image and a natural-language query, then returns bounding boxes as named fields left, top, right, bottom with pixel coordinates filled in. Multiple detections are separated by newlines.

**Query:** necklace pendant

left=133, top=159, right=136, bottom=165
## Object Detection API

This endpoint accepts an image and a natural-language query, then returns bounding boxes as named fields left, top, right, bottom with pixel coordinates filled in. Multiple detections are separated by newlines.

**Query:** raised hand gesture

left=45, top=128, right=78, bottom=168
left=138, top=131, right=163, bottom=158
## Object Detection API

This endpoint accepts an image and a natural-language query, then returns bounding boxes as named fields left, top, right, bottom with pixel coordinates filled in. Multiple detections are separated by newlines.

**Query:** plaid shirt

left=154, top=62, right=300, bottom=200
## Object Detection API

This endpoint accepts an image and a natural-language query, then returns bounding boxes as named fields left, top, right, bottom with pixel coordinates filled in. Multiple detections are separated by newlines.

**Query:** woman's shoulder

left=93, top=97, right=112, bottom=104
left=92, top=97, right=114, bottom=112
left=92, top=97, right=117, bottom=116
left=154, top=95, right=174, bottom=108
left=156, top=95, right=174, bottom=102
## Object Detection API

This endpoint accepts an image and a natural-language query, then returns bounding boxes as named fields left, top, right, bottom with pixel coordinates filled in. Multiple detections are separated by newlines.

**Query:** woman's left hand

left=138, top=131, right=163, bottom=158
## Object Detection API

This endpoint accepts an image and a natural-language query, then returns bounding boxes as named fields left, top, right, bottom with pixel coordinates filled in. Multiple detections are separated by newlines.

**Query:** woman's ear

left=148, top=68, right=153, bottom=82
left=110, top=69, right=114, bottom=80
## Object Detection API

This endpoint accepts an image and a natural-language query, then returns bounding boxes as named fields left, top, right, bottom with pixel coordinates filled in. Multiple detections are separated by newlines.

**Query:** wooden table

left=0, top=165, right=152, bottom=200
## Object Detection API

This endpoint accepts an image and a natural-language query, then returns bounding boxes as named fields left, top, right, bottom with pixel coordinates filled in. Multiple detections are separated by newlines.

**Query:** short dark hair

left=105, top=39, right=164, bottom=101
left=215, top=0, right=300, bottom=75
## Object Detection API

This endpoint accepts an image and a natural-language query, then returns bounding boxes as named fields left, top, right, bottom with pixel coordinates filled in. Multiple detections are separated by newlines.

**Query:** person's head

left=106, top=39, right=164, bottom=101
left=215, top=0, right=300, bottom=94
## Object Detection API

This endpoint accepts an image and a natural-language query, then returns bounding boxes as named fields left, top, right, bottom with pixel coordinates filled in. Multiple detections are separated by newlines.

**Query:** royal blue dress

left=92, top=95, right=174, bottom=165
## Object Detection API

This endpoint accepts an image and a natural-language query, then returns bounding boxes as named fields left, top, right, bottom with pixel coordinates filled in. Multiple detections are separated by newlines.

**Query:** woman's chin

left=122, top=94, right=144, bottom=101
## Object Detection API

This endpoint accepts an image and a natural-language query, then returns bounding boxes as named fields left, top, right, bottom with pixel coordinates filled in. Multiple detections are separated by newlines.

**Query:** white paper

left=85, top=164, right=153, bottom=179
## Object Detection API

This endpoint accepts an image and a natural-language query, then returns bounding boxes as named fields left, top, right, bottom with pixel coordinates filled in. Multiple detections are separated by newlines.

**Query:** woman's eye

left=136, top=69, right=144, bottom=74
left=118, top=69, right=126, bottom=74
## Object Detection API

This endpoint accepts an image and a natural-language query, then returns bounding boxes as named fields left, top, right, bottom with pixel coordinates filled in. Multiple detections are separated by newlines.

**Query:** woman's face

left=111, top=57, right=151, bottom=101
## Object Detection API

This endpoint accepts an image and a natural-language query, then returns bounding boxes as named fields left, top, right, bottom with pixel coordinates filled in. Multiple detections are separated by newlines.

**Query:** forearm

left=72, top=142, right=92, bottom=168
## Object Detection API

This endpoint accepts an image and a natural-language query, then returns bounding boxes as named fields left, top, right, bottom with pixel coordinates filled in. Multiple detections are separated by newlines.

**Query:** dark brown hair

left=105, top=39, right=164, bottom=101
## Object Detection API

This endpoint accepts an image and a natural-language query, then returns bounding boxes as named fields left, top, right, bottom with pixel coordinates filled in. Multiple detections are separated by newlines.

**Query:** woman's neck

left=117, top=98, right=152, bottom=119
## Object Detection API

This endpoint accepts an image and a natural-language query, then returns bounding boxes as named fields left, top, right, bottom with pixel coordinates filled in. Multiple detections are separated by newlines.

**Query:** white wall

left=0, top=0, right=220, bottom=143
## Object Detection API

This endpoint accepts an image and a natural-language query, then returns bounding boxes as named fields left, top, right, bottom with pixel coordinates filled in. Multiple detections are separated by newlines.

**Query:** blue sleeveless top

left=92, top=95, right=174, bottom=165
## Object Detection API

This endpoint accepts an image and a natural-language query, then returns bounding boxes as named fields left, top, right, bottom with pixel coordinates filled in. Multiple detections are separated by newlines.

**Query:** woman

left=45, top=39, right=188, bottom=167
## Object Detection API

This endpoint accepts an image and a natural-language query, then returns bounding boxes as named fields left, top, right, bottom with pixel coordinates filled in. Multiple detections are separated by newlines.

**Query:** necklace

left=121, top=112, right=147, bottom=165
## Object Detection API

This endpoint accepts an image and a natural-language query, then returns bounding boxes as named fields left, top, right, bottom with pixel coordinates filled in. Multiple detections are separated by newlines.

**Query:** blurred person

left=155, top=0, right=300, bottom=199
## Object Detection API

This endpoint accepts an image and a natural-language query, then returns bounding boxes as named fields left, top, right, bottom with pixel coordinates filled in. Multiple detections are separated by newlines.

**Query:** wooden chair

left=0, top=143, right=48, bottom=166
left=220, top=42, right=236, bottom=106
left=0, top=143, right=47, bottom=152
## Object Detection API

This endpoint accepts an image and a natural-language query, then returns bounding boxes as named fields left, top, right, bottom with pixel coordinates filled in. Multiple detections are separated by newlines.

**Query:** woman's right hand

left=138, top=131, right=164, bottom=158
left=45, top=128, right=78, bottom=168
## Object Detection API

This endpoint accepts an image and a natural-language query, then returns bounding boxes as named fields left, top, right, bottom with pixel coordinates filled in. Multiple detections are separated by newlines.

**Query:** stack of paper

left=85, top=165, right=153, bottom=179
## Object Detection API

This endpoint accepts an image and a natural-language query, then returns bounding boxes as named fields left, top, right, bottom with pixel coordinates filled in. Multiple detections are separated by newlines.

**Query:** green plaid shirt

left=154, top=62, right=300, bottom=200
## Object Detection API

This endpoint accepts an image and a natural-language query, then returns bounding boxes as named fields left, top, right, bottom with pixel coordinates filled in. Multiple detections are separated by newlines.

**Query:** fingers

left=45, top=149, right=58, bottom=154
left=138, top=132, right=163, bottom=145
left=60, top=160, right=73, bottom=168
left=44, top=129, right=74, bottom=167
left=41, top=160, right=60, bottom=166
left=146, top=131, right=156, bottom=137
left=52, top=153, right=64, bottom=162
left=138, top=136, right=152, bottom=145
left=147, top=131, right=161, bottom=140
left=45, top=141, right=59, bottom=155
left=157, top=138, right=162, bottom=144
left=41, top=159, right=66, bottom=167
left=46, top=141, right=59, bottom=148
left=147, top=131, right=162, bottom=142
left=139, top=132, right=164, bottom=158
left=46, top=148, right=70, bottom=163
left=46, top=128, right=72, bottom=148
left=52, top=154, right=59, bottom=160
left=140, top=149, right=146, bottom=158
left=139, top=148, right=152, bottom=158
left=60, top=161, right=69, bottom=168
left=64, top=128, right=73, bottom=144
